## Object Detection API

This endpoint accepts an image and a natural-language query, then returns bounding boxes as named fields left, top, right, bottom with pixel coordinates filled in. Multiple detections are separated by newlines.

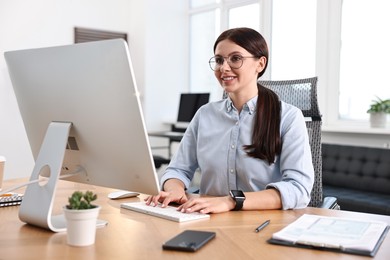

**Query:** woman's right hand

left=144, top=179, right=188, bottom=207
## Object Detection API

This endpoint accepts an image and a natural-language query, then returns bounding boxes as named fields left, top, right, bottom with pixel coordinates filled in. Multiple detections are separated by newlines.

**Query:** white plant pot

left=370, top=112, right=387, bottom=128
left=63, top=206, right=101, bottom=247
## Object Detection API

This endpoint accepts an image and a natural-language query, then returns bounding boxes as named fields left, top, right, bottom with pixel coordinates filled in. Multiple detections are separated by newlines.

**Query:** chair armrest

left=153, top=155, right=170, bottom=169
left=319, top=196, right=340, bottom=210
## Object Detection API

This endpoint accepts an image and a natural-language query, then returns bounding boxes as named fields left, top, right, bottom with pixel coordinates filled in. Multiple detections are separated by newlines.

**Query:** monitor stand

left=18, top=122, right=107, bottom=232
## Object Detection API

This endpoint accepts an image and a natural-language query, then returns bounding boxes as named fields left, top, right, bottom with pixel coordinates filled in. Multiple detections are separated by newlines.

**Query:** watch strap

left=230, top=190, right=245, bottom=211
left=233, top=198, right=244, bottom=211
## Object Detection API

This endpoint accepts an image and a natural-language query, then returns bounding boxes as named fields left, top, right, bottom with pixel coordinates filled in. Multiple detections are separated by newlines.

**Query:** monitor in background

left=4, top=39, right=160, bottom=232
left=177, top=93, right=210, bottom=123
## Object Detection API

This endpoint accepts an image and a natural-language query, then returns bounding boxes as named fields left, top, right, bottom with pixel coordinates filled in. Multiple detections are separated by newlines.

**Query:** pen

left=255, top=219, right=270, bottom=233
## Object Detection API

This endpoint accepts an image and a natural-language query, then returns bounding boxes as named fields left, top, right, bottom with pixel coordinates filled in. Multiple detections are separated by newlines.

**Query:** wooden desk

left=1, top=178, right=390, bottom=260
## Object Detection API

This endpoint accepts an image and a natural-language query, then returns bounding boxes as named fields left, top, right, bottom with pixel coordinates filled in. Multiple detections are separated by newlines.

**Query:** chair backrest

left=258, top=77, right=323, bottom=207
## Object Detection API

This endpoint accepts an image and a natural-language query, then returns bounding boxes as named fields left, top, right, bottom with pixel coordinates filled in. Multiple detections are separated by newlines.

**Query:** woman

left=146, top=27, right=314, bottom=213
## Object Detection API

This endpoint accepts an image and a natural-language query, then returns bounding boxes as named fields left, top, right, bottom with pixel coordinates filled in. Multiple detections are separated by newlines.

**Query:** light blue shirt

left=160, top=96, right=314, bottom=209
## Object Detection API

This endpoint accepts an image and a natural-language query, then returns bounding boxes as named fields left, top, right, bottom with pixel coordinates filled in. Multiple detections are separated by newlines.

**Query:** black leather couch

left=322, top=143, right=390, bottom=215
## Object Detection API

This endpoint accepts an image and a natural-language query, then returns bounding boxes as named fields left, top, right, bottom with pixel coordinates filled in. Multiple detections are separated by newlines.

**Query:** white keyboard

left=121, top=202, right=210, bottom=223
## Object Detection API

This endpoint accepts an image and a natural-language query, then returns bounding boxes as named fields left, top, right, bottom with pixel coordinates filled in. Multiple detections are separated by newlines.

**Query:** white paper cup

left=0, top=156, right=5, bottom=190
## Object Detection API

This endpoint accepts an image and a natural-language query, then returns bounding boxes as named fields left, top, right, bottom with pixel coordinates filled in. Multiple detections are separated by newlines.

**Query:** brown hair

left=214, top=28, right=281, bottom=164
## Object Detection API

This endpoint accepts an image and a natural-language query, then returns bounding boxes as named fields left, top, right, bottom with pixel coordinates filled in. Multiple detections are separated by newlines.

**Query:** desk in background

left=1, top=178, right=390, bottom=260
left=148, top=122, right=187, bottom=158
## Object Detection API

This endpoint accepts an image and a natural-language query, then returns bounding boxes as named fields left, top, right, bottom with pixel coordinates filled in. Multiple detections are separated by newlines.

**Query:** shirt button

left=231, top=144, right=235, bottom=149
left=230, top=169, right=234, bottom=174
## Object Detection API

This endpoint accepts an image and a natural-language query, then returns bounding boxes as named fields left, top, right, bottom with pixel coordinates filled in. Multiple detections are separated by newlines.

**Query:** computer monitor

left=4, top=39, right=160, bottom=232
left=177, top=93, right=210, bottom=123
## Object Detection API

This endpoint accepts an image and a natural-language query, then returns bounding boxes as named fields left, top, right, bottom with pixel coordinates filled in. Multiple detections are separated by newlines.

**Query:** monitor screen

left=177, top=93, right=210, bottom=123
left=4, top=39, right=161, bottom=231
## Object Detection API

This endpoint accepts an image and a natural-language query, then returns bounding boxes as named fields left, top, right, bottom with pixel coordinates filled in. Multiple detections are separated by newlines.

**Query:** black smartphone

left=162, top=230, right=216, bottom=252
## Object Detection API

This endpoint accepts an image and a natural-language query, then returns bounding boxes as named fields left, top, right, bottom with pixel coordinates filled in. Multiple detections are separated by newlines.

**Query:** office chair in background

left=259, top=77, right=339, bottom=209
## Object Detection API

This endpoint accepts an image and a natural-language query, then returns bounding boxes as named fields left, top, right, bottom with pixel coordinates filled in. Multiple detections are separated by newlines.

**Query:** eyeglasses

left=208, top=54, right=257, bottom=71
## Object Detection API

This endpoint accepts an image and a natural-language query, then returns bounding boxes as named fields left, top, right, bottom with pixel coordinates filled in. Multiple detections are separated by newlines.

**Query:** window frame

left=317, top=0, right=382, bottom=131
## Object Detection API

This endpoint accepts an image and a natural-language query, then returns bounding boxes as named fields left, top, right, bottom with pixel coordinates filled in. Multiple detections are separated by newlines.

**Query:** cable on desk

left=0, top=166, right=86, bottom=196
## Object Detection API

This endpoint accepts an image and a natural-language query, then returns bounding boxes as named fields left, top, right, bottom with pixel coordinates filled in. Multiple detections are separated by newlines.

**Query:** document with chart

left=268, top=214, right=389, bottom=257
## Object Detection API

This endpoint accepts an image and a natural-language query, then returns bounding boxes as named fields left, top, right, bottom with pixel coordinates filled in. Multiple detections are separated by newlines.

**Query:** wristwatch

left=229, top=190, right=246, bottom=211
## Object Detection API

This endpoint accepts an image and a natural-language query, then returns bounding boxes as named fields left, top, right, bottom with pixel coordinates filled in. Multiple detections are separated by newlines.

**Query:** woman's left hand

left=177, top=196, right=235, bottom=214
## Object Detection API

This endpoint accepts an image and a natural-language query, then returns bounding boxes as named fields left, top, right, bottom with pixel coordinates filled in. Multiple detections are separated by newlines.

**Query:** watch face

left=230, top=190, right=245, bottom=198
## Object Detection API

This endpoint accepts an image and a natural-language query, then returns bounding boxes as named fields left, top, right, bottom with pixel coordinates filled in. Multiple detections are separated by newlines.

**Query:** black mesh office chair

left=259, top=77, right=339, bottom=209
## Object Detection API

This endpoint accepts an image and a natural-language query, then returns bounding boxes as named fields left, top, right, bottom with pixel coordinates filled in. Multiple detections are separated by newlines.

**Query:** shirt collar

left=225, top=96, right=257, bottom=115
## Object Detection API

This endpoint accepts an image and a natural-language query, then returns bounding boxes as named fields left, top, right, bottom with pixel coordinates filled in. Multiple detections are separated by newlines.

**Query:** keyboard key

left=0, top=193, right=23, bottom=207
left=121, top=202, right=210, bottom=222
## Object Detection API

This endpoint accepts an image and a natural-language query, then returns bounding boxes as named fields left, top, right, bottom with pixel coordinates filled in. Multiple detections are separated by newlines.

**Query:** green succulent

left=367, top=97, right=390, bottom=114
left=66, top=190, right=98, bottom=210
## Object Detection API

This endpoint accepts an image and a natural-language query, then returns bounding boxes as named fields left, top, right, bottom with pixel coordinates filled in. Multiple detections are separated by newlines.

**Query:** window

left=228, top=3, right=260, bottom=29
left=189, top=0, right=315, bottom=100
left=271, top=0, right=316, bottom=79
left=189, top=0, right=261, bottom=101
left=188, top=1, right=389, bottom=129
left=338, top=0, right=390, bottom=121
left=190, top=0, right=219, bottom=8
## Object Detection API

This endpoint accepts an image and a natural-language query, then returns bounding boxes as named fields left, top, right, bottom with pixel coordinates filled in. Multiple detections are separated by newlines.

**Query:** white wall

left=143, top=1, right=189, bottom=130
left=0, top=0, right=188, bottom=180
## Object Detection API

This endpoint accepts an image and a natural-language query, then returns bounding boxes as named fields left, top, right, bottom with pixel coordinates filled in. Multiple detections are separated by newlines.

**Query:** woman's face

left=214, top=39, right=266, bottom=97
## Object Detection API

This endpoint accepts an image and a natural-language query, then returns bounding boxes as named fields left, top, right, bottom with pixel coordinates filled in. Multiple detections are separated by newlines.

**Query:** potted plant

left=63, top=190, right=101, bottom=246
left=367, top=97, right=390, bottom=128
